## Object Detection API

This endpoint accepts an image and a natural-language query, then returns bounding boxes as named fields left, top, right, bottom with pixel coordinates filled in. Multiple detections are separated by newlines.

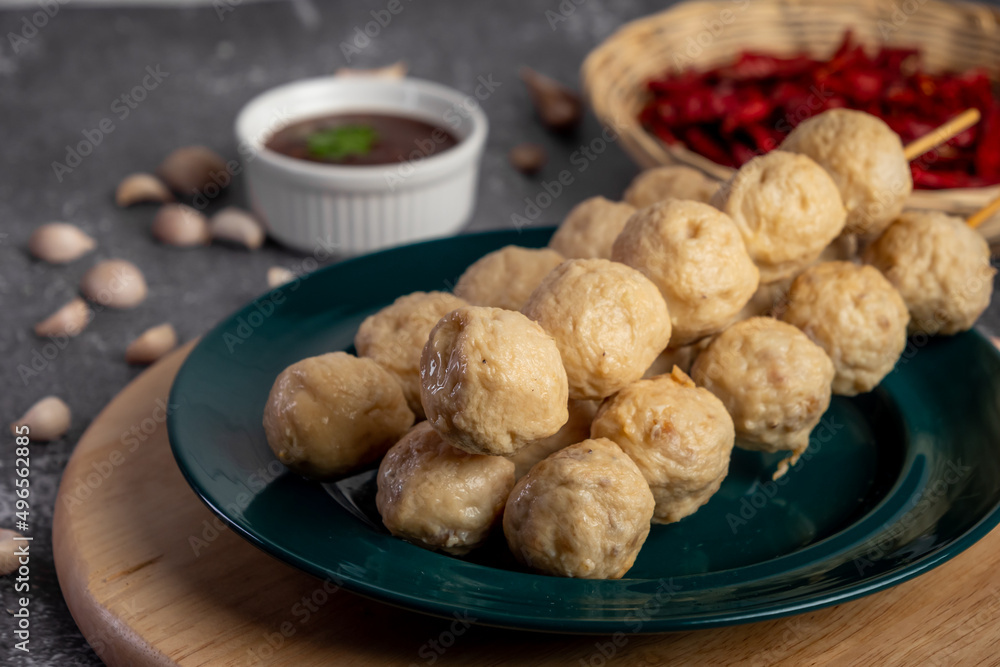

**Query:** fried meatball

left=713, top=151, right=847, bottom=283
left=453, top=245, right=564, bottom=311
left=503, top=438, right=654, bottom=579
left=863, top=210, right=995, bottom=335
left=548, top=197, right=636, bottom=260
left=377, top=422, right=515, bottom=555
left=623, top=165, right=718, bottom=208
left=521, top=258, right=672, bottom=400
left=591, top=368, right=734, bottom=523
left=782, top=262, right=909, bottom=396
left=781, top=109, right=912, bottom=237
left=420, top=306, right=569, bottom=455
left=263, top=352, right=414, bottom=480
left=735, top=234, right=860, bottom=322
left=612, top=199, right=759, bottom=346
left=692, top=317, right=834, bottom=465
left=355, top=291, right=467, bottom=418
left=507, top=399, right=599, bottom=479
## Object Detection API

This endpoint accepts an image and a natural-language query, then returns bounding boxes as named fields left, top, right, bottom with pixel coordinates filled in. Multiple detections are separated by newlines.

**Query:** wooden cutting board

left=52, top=343, right=1000, bottom=666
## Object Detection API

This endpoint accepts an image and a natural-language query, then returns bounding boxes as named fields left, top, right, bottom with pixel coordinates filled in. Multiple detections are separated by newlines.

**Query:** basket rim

left=580, top=0, right=1000, bottom=202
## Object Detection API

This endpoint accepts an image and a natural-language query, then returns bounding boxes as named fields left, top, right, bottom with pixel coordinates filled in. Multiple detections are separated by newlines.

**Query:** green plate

left=168, top=228, right=1000, bottom=633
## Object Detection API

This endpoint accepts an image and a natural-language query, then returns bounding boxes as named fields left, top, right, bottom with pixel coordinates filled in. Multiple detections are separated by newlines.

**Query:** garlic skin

left=335, top=61, right=408, bottom=78
left=125, top=323, right=178, bottom=365
left=0, top=529, right=24, bottom=576
left=267, top=266, right=295, bottom=288
left=35, top=297, right=92, bottom=337
left=11, top=396, right=71, bottom=442
left=520, top=67, right=583, bottom=132
left=116, top=173, right=174, bottom=207
left=157, top=146, right=228, bottom=197
left=210, top=207, right=265, bottom=250
left=152, top=204, right=210, bottom=247
left=80, top=259, right=148, bottom=309
left=28, top=223, right=96, bottom=264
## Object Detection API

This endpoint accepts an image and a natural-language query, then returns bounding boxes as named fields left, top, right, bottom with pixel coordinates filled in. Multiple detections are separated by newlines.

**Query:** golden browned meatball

left=782, top=262, right=909, bottom=396
left=453, top=245, right=564, bottom=311
left=522, top=258, right=672, bottom=400
left=612, top=199, right=759, bottom=345
left=506, top=399, right=599, bottom=479
left=692, top=317, right=834, bottom=467
left=781, top=109, right=912, bottom=237
left=355, top=291, right=467, bottom=418
left=263, top=352, right=414, bottom=480
left=503, top=438, right=654, bottom=579
left=377, top=422, right=515, bottom=555
left=713, top=151, right=846, bottom=283
left=548, top=197, right=636, bottom=260
left=863, top=211, right=995, bottom=335
left=420, top=306, right=569, bottom=455
left=623, top=165, right=718, bottom=208
left=591, top=368, right=734, bottom=523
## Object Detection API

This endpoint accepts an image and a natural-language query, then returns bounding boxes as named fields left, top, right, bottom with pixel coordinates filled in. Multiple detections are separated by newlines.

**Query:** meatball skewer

left=712, top=150, right=847, bottom=284
left=780, top=261, right=910, bottom=397
left=781, top=108, right=980, bottom=238
left=863, top=194, right=998, bottom=336
left=612, top=199, right=760, bottom=346
left=692, top=318, right=834, bottom=479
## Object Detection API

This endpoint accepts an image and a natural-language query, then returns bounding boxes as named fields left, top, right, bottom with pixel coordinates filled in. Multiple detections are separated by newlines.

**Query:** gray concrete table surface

left=0, top=0, right=998, bottom=664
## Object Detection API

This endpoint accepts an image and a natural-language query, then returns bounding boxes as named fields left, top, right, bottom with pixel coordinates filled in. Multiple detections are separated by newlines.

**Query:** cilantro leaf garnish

left=307, top=124, right=378, bottom=161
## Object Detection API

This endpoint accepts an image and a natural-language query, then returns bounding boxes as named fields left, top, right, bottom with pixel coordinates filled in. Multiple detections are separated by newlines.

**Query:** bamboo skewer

left=899, top=109, right=994, bottom=231
left=967, top=194, right=1000, bottom=230
left=903, top=108, right=981, bottom=161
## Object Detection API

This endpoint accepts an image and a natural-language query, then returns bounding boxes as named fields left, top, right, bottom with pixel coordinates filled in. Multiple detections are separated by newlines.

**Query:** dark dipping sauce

left=265, top=113, right=460, bottom=166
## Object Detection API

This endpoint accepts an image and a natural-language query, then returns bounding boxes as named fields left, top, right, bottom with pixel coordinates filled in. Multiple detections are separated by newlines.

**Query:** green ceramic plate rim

left=167, top=227, right=1000, bottom=633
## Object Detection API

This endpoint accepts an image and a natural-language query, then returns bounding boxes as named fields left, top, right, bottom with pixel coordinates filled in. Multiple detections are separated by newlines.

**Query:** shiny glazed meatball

left=377, top=422, right=515, bottom=555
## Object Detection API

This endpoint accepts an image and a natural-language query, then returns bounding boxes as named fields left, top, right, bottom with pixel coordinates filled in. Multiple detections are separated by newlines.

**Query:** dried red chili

left=976, top=107, right=1000, bottom=181
left=640, top=31, right=1000, bottom=189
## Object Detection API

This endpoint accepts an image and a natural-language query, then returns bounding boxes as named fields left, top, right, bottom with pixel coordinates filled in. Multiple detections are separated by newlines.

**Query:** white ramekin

left=235, top=77, right=489, bottom=255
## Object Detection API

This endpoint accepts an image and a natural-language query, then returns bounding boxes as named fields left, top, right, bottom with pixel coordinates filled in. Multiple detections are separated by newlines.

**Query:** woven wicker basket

left=582, top=0, right=1000, bottom=237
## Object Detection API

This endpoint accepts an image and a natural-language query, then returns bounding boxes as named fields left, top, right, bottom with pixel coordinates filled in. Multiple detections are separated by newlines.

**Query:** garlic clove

left=335, top=61, right=408, bottom=78
left=116, top=173, right=174, bottom=207
left=209, top=207, right=266, bottom=250
left=0, top=529, right=24, bottom=575
left=267, top=266, right=295, bottom=288
left=152, top=204, right=210, bottom=247
left=35, top=297, right=92, bottom=337
left=157, top=146, right=228, bottom=197
left=508, top=143, right=548, bottom=175
left=80, top=259, right=148, bottom=309
left=520, top=67, right=583, bottom=133
left=11, top=396, right=71, bottom=442
left=125, top=323, right=178, bottom=365
left=28, top=223, right=96, bottom=264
